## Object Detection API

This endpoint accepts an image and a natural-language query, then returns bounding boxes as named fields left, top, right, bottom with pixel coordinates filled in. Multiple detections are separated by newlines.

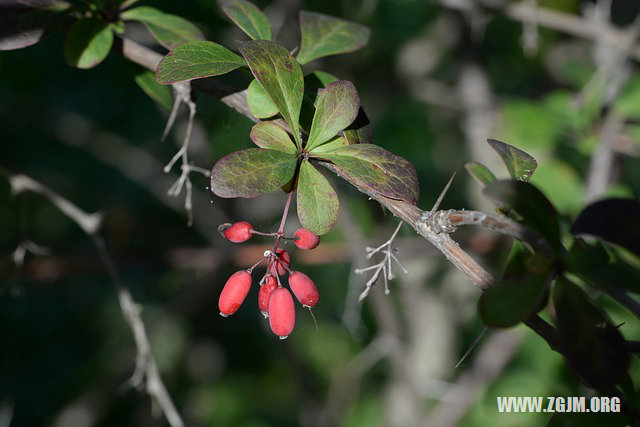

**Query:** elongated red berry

left=270, top=249, right=290, bottom=276
left=288, top=271, right=319, bottom=307
left=222, top=221, right=253, bottom=243
left=218, top=270, right=252, bottom=316
left=294, top=228, right=320, bottom=250
left=258, top=275, right=277, bottom=317
left=269, top=287, right=295, bottom=339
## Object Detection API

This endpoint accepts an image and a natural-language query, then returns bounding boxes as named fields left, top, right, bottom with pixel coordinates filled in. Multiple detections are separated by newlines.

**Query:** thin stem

left=273, top=191, right=294, bottom=252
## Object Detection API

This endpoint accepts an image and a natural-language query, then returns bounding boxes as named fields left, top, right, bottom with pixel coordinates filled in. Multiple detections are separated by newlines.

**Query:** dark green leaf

left=306, top=70, right=338, bottom=88
left=249, top=121, right=297, bottom=154
left=306, top=80, right=360, bottom=151
left=343, top=108, right=373, bottom=144
left=465, top=161, right=497, bottom=188
left=221, top=0, right=271, bottom=41
left=121, top=6, right=203, bottom=50
left=296, top=11, right=370, bottom=65
left=64, top=18, right=113, bottom=69
left=239, top=40, right=304, bottom=147
left=571, top=198, right=640, bottom=258
left=484, top=180, right=562, bottom=251
left=128, top=63, right=173, bottom=110
left=247, top=78, right=278, bottom=118
left=553, top=276, right=630, bottom=391
left=297, top=161, right=339, bottom=235
left=318, top=144, right=419, bottom=204
left=0, top=0, right=64, bottom=50
left=210, top=148, right=297, bottom=198
left=155, top=40, right=245, bottom=84
left=478, top=242, right=551, bottom=328
left=487, top=139, right=538, bottom=181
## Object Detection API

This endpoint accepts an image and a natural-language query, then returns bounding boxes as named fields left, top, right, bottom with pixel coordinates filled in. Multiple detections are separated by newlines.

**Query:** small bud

left=258, top=275, right=278, bottom=317
left=218, top=270, right=252, bottom=316
left=293, top=228, right=320, bottom=250
left=221, top=221, right=253, bottom=243
left=269, top=287, right=296, bottom=338
left=270, top=249, right=290, bottom=276
left=289, top=271, right=319, bottom=307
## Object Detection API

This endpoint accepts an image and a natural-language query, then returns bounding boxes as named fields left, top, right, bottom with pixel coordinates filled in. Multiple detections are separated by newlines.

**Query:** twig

left=0, top=167, right=185, bottom=427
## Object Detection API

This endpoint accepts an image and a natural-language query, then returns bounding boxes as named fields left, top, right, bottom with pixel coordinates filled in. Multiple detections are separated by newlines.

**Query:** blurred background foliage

left=2, top=0, right=640, bottom=426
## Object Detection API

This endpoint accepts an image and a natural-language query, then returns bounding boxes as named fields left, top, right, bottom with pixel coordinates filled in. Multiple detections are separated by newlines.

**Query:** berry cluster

left=217, top=221, right=320, bottom=339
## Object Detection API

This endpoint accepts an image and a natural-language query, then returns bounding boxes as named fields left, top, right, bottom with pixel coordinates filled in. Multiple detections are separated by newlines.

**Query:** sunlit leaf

left=296, top=11, right=370, bottom=65
left=221, top=0, right=271, bottom=41
left=128, top=63, right=173, bottom=110
left=318, top=144, right=419, bottom=204
left=249, top=121, right=297, bottom=154
left=571, top=198, right=640, bottom=258
left=239, top=40, right=304, bottom=147
left=310, top=136, right=348, bottom=153
left=247, top=78, right=278, bottom=118
left=484, top=180, right=562, bottom=251
left=487, top=139, right=537, bottom=181
left=465, top=161, right=497, bottom=188
left=297, top=161, right=339, bottom=235
left=553, top=276, right=630, bottom=391
left=121, top=6, right=203, bottom=50
left=155, top=40, right=245, bottom=84
left=0, top=0, right=64, bottom=50
left=210, top=148, right=297, bottom=198
left=64, top=18, right=113, bottom=69
left=306, top=80, right=360, bottom=151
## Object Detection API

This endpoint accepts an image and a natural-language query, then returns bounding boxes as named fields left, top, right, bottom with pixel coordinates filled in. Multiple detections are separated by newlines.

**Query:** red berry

left=288, top=271, right=319, bottom=307
left=294, top=228, right=320, bottom=250
left=270, top=249, right=290, bottom=276
left=222, top=221, right=253, bottom=243
left=268, top=287, right=295, bottom=339
left=218, top=270, right=252, bottom=316
left=258, top=275, right=277, bottom=317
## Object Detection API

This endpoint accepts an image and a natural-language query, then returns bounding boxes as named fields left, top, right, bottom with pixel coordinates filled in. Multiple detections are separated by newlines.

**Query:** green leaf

left=221, top=0, right=271, bottom=41
left=571, top=198, right=640, bottom=258
left=0, top=0, right=65, bottom=50
left=553, top=276, right=630, bottom=391
left=296, top=11, right=370, bottom=65
left=306, top=80, right=360, bottom=151
left=249, top=122, right=297, bottom=154
left=306, top=70, right=339, bottom=88
left=128, top=63, right=173, bottom=110
left=297, top=161, right=339, bottom=235
left=64, top=18, right=114, bottom=69
left=318, top=144, right=419, bottom=205
left=487, top=139, right=537, bottom=181
left=121, top=6, right=203, bottom=50
left=155, top=40, right=245, bottom=84
left=239, top=40, right=304, bottom=147
left=247, top=79, right=278, bottom=118
left=210, top=148, right=297, bottom=198
left=478, top=242, right=551, bottom=328
left=310, top=136, right=348, bottom=153
left=464, top=161, right=497, bottom=188
left=484, top=180, right=562, bottom=251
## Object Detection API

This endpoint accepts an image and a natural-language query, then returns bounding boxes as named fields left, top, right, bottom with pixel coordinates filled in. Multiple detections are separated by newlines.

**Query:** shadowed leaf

left=210, top=148, right=297, bottom=198
left=296, top=11, right=370, bottom=65
left=571, top=198, right=640, bottom=258
left=306, top=80, right=360, bottom=151
left=221, top=0, right=271, bottom=41
left=64, top=18, right=113, bottom=69
left=465, top=161, right=497, bottom=188
left=487, top=139, right=537, bottom=181
left=247, top=78, right=278, bottom=118
left=121, top=6, right=203, bottom=50
left=250, top=122, right=297, bottom=154
left=318, top=144, right=419, bottom=204
left=239, top=40, right=304, bottom=147
left=553, top=276, right=630, bottom=391
left=484, top=180, right=562, bottom=251
left=128, top=63, right=173, bottom=110
left=0, top=0, right=64, bottom=50
left=297, top=161, right=339, bottom=235
left=156, top=40, right=245, bottom=84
